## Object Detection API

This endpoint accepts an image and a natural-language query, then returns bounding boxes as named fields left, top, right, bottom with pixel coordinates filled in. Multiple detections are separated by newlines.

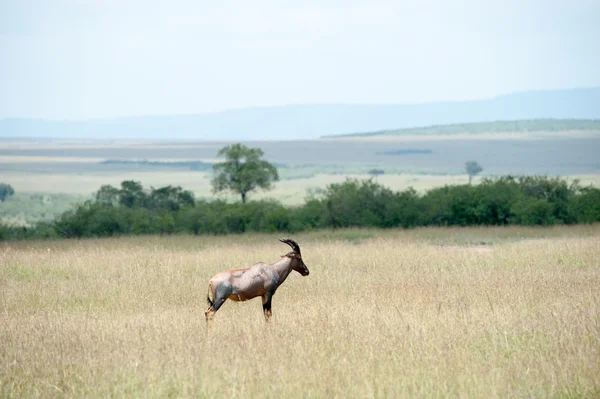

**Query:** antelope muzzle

left=300, top=262, right=310, bottom=276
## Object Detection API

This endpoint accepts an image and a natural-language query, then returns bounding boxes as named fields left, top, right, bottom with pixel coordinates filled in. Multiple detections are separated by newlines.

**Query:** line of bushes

left=1, top=176, right=599, bottom=240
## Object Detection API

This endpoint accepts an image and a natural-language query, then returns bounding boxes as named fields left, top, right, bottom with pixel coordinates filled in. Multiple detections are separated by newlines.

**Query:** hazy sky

left=1, top=0, right=599, bottom=119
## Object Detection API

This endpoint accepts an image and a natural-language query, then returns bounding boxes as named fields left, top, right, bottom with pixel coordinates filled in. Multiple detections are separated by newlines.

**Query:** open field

left=1, top=135, right=599, bottom=224
left=1, top=136, right=599, bottom=176
left=1, top=226, right=599, bottom=397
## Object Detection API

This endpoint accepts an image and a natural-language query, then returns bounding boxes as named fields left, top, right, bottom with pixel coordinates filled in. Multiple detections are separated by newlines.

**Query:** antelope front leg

left=262, top=292, right=273, bottom=321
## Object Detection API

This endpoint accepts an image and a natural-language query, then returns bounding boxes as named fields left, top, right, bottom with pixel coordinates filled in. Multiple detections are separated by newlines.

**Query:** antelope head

left=280, top=238, right=309, bottom=276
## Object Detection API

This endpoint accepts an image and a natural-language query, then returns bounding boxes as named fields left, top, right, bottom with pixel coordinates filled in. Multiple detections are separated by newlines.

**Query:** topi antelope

left=205, top=238, right=309, bottom=322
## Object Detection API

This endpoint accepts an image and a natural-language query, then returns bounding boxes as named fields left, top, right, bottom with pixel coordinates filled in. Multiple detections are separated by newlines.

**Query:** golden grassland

left=1, top=226, right=599, bottom=398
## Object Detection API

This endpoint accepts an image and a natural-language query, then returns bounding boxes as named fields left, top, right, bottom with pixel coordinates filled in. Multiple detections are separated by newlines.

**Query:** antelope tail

left=206, top=285, right=214, bottom=307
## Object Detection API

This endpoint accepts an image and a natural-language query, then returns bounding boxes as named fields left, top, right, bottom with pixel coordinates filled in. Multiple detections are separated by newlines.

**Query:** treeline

left=1, top=176, right=599, bottom=240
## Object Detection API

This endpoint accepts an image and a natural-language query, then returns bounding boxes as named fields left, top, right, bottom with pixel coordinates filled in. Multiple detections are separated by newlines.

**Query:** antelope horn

left=279, top=238, right=301, bottom=254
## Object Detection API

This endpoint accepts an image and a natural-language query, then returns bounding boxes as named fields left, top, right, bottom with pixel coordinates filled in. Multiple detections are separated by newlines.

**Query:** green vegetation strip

left=1, top=176, right=599, bottom=241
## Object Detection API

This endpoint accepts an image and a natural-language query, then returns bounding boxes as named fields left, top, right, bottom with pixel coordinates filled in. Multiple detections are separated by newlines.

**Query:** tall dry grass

left=1, top=227, right=599, bottom=397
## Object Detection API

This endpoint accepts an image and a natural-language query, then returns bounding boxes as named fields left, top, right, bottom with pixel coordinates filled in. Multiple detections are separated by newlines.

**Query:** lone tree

left=211, top=143, right=279, bottom=203
left=0, top=183, right=15, bottom=202
left=465, top=161, right=483, bottom=184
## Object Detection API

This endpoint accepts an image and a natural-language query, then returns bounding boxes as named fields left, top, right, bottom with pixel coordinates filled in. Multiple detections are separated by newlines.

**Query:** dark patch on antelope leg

left=212, top=283, right=233, bottom=312
left=262, top=292, right=273, bottom=321
left=205, top=282, right=233, bottom=322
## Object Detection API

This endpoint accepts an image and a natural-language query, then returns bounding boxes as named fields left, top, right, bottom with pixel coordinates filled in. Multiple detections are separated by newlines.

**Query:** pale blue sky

left=1, top=0, right=599, bottom=119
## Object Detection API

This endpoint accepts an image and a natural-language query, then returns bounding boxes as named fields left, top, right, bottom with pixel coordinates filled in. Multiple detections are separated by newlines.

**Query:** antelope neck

left=270, top=256, right=294, bottom=287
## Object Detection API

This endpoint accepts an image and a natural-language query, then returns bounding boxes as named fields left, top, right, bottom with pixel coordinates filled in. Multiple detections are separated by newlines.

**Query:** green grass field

left=1, top=226, right=599, bottom=397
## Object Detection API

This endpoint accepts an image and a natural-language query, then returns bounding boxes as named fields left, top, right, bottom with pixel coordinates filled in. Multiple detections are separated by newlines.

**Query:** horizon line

left=1, top=85, right=598, bottom=123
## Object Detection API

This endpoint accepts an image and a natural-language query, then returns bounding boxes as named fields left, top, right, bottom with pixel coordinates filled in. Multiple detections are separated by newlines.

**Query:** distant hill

left=324, top=119, right=600, bottom=138
left=1, top=87, right=599, bottom=141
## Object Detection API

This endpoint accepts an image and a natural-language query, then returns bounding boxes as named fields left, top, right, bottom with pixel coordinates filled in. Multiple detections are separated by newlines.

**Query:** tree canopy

left=0, top=183, right=15, bottom=202
left=95, top=181, right=194, bottom=210
left=211, top=143, right=279, bottom=203
left=465, top=161, right=483, bottom=184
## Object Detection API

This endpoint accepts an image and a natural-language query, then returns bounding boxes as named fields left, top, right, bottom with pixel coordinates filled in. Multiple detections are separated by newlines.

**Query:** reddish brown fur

left=204, top=239, right=309, bottom=323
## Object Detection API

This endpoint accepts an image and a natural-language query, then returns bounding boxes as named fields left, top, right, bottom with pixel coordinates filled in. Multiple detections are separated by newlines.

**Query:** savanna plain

left=1, top=226, right=599, bottom=398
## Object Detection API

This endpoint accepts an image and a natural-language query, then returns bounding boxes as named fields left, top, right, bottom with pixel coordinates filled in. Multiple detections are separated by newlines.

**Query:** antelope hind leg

left=205, top=285, right=230, bottom=324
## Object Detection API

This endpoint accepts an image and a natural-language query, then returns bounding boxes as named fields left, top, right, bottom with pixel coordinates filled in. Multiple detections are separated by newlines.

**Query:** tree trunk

left=468, top=174, right=473, bottom=185
left=241, top=192, right=247, bottom=203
